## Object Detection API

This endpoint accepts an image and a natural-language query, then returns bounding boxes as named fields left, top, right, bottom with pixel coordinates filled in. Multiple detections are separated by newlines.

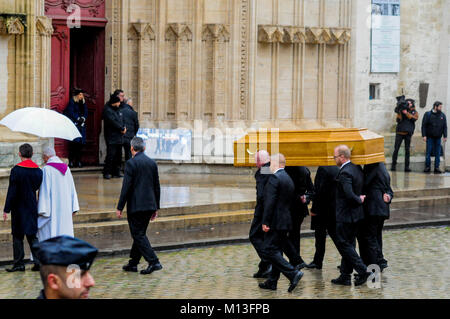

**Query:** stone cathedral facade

left=0, top=0, right=449, bottom=167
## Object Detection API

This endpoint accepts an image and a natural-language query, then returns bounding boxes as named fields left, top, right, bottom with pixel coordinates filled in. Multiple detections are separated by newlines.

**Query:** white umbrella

left=0, top=107, right=82, bottom=141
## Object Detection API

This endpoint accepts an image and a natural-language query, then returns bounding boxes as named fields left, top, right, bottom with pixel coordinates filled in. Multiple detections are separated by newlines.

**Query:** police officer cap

left=32, top=236, right=98, bottom=271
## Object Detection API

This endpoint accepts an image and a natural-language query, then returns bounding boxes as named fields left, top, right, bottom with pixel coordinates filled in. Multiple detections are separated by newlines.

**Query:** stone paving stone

left=0, top=227, right=448, bottom=299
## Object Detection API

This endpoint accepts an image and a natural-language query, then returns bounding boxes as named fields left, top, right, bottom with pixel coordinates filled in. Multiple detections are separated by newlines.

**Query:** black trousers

left=358, top=216, right=387, bottom=266
left=335, top=222, right=367, bottom=277
left=13, top=233, right=38, bottom=267
left=123, top=139, right=132, bottom=163
left=249, top=216, right=271, bottom=271
left=286, top=215, right=305, bottom=266
left=104, top=143, right=122, bottom=176
left=392, top=133, right=411, bottom=169
left=262, top=230, right=298, bottom=283
left=127, top=211, right=159, bottom=266
left=69, top=142, right=84, bottom=165
left=312, top=220, right=338, bottom=267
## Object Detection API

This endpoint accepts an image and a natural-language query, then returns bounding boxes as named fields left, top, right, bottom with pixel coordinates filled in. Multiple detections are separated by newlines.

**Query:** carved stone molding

left=202, top=24, right=230, bottom=42
left=306, top=27, right=332, bottom=44
left=128, top=23, right=156, bottom=41
left=330, top=28, right=351, bottom=44
left=0, top=15, right=26, bottom=35
left=36, top=16, right=54, bottom=37
left=165, top=23, right=193, bottom=41
left=45, top=0, right=105, bottom=17
left=258, top=25, right=351, bottom=45
left=258, top=25, right=285, bottom=43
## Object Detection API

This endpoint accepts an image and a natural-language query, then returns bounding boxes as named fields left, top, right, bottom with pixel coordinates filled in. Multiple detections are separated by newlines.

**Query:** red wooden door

left=70, top=27, right=105, bottom=165
left=50, top=24, right=71, bottom=158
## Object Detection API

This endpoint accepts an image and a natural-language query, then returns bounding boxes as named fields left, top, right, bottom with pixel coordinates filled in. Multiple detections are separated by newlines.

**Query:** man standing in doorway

left=422, top=101, right=448, bottom=174
left=103, top=94, right=126, bottom=179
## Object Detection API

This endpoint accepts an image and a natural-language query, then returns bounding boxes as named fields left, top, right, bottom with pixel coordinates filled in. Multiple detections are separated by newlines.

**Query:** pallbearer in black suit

left=3, top=144, right=43, bottom=272
left=332, top=145, right=369, bottom=286
left=284, top=166, right=314, bottom=270
left=361, top=162, right=393, bottom=270
left=249, top=150, right=272, bottom=278
left=259, top=154, right=304, bottom=292
left=306, top=165, right=340, bottom=270
left=116, top=137, right=162, bottom=275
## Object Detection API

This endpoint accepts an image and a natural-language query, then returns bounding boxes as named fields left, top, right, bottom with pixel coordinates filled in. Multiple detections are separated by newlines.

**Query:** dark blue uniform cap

left=32, top=236, right=98, bottom=271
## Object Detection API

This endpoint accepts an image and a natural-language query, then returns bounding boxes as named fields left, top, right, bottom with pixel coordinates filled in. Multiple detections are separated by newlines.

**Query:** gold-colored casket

left=233, top=128, right=385, bottom=167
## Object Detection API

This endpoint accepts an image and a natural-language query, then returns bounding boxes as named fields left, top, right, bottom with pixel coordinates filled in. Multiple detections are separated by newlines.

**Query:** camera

left=395, top=95, right=409, bottom=113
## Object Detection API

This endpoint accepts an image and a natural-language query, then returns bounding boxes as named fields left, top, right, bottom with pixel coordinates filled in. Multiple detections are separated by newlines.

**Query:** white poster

left=371, top=0, right=400, bottom=73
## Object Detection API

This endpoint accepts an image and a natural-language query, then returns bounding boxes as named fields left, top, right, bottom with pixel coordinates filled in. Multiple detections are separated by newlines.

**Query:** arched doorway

left=46, top=0, right=106, bottom=165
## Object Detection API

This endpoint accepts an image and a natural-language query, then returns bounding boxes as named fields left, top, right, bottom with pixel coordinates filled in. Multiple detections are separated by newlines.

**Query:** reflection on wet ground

left=0, top=227, right=448, bottom=299
left=1, top=170, right=449, bottom=213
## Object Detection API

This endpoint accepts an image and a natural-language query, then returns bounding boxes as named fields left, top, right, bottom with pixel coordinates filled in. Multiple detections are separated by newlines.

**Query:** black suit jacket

left=4, top=165, right=43, bottom=236
left=311, top=166, right=339, bottom=229
left=262, top=169, right=295, bottom=231
left=284, top=166, right=314, bottom=218
left=117, top=152, right=161, bottom=214
left=254, top=163, right=271, bottom=218
left=363, top=162, right=394, bottom=219
left=335, top=162, right=365, bottom=223
left=120, top=103, right=139, bottom=141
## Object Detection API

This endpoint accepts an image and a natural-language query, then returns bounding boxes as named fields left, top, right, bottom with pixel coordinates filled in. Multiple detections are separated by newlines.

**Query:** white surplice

left=37, top=156, right=79, bottom=241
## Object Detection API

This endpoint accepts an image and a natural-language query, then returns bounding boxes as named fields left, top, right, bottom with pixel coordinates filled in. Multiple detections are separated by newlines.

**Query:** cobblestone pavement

left=0, top=227, right=448, bottom=299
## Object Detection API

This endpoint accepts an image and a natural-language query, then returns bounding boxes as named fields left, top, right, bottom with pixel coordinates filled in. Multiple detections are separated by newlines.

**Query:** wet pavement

left=1, top=170, right=450, bottom=213
left=0, top=227, right=448, bottom=299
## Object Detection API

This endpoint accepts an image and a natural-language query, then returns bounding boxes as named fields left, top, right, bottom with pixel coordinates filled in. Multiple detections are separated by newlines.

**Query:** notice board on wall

left=371, top=0, right=400, bottom=73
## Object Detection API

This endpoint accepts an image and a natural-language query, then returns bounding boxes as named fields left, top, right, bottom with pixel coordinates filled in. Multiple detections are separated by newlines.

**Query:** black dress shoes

left=331, top=275, right=351, bottom=286
left=305, top=262, right=322, bottom=270
left=253, top=265, right=272, bottom=278
left=294, top=262, right=307, bottom=271
left=404, top=168, right=411, bottom=172
left=259, top=280, right=277, bottom=291
left=434, top=168, right=443, bottom=174
left=288, top=271, right=304, bottom=293
left=112, top=174, right=124, bottom=178
left=354, top=272, right=370, bottom=286
left=103, top=174, right=112, bottom=180
left=424, top=167, right=431, bottom=173
left=390, top=165, right=396, bottom=172
left=31, top=264, right=40, bottom=272
left=140, top=263, right=163, bottom=275
left=6, top=265, right=25, bottom=272
left=122, top=264, right=138, bottom=272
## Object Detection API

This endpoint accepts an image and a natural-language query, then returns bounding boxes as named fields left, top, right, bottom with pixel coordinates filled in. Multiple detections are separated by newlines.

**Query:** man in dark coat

left=116, top=137, right=162, bottom=275
left=360, top=162, right=394, bottom=270
left=421, top=101, right=448, bottom=174
left=259, top=154, right=303, bottom=293
left=284, top=165, right=314, bottom=269
left=120, top=96, right=139, bottom=162
left=332, top=145, right=369, bottom=286
left=305, top=165, right=340, bottom=270
left=103, top=94, right=126, bottom=179
left=391, top=97, right=418, bottom=172
left=249, top=150, right=272, bottom=278
left=3, top=144, right=43, bottom=272
left=64, top=88, right=88, bottom=168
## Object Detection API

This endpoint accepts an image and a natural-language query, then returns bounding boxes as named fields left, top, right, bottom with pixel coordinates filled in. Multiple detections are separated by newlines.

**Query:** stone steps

left=0, top=210, right=255, bottom=243
left=1, top=187, right=449, bottom=233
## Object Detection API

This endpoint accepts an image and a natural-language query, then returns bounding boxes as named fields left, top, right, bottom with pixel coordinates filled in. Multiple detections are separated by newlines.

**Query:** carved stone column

left=128, top=23, right=156, bottom=121
left=165, top=23, right=193, bottom=121
left=35, top=16, right=53, bottom=109
left=202, top=24, right=230, bottom=122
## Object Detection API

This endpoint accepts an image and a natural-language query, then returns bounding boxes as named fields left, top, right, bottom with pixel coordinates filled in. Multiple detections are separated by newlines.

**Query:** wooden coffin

left=233, top=128, right=385, bottom=167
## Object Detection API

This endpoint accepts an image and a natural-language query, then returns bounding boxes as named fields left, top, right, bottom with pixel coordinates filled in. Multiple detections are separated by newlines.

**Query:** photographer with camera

left=421, top=101, right=447, bottom=174
left=391, top=96, right=418, bottom=172
left=64, top=88, right=88, bottom=168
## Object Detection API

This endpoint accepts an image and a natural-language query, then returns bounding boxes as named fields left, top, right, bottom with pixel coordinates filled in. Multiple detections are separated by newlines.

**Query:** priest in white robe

left=37, top=147, right=79, bottom=241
